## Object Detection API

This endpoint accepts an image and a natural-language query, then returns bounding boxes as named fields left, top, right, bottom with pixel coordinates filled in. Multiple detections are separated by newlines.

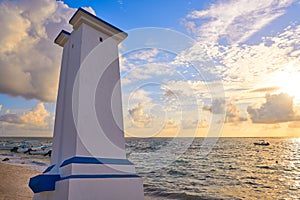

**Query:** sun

left=273, top=71, right=300, bottom=101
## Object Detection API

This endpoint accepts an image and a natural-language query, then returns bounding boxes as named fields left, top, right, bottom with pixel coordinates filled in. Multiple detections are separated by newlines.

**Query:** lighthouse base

left=33, top=176, right=144, bottom=200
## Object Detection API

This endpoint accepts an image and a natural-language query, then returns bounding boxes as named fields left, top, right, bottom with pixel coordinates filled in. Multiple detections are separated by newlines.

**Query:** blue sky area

left=0, top=0, right=299, bottom=137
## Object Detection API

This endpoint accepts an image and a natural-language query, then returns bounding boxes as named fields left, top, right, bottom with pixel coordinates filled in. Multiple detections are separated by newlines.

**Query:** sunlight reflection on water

left=127, top=137, right=300, bottom=199
left=1, top=137, right=300, bottom=199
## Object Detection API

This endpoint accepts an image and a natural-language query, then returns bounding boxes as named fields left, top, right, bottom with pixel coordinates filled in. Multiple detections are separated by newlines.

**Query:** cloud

left=0, top=0, right=95, bottom=102
left=178, top=1, right=300, bottom=111
left=128, top=103, right=152, bottom=128
left=0, top=113, right=23, bottom=124
left=288, top=121, right=300, bottom=128
left=247, top=93, right=299, bottom=123
left=226, top=102, right=247, bottom=123
left=203, top=98, right=226, bottom=114
left=0, top=103, right=50, bottom=127
left=181, top=19, right=196, bottom=35
left=163, top=118, right=178, bottom=129
left=180, top=24, right=300, bottom=79
left=177, top=23, right=300, bottom=106
left=20, top=103, right=50, bottom=126
left=128, top=48, right=159, bottom=62
left=163, top=89, right=181, bottom=98
left=181, top=119, right=209, bottom=129
left=250, top=86, right=280, bottom=93
left=203, top=99, right=246, bottom=123
left=185, top=0, right=294, bottom=44
left=82, top=7, right=96, bottom=15
left=162, top=81, right=195, bottom=97
left=0, top=104, right=2, bottom=112
left=121, top=62, right=176, bottom=84
left=124, top=89, right=153, bottom=107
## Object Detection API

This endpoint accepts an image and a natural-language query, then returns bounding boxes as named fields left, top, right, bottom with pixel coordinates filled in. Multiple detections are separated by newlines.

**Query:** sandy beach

left=0, top=162, right=157, bottom=200
left=0, top=163, right=39, bottom=200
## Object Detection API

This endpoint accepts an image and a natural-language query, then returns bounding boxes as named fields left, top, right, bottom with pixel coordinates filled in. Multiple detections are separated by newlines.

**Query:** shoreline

left=0, top=163, right=39, bottom=200
left=0, top=162, right=158, bottom=200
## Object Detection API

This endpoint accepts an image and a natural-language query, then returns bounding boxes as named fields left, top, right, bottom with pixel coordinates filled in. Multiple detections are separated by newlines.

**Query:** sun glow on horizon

left=278, top=73, right=300, bottom=100
left=270, top=66, right=300, bottom=104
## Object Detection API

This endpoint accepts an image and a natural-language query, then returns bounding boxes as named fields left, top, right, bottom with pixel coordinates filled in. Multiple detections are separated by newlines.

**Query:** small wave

left=31, top=160, right=48, bottom=166
left=244, top=181, right=258, bottom=185
left=229, top=166, right=238, bottom=170
left=256, top=165, right=277, bottom=170
left=0, top=153, right=14, bottom=157
left=149, top=191, right=222, bottom=200
left=167, top=169, right=187, bottom=176
left=241, top=176, right=258, bottom=180
left=175, top=159, right=189, bottom=164
left=261, top=185, right=272, bottom=189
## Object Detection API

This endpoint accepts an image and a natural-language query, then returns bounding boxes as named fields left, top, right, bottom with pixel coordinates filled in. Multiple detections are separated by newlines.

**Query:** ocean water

left=1, top=137, right=300, bottom=199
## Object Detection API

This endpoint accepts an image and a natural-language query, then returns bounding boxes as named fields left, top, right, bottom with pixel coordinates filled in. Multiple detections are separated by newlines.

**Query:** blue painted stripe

left=29, top=173, right=141, bottom=193
left=60, top=156, right=134, bottom=167
left=43, top=165, right=55, bottom=173
left=60, top=174, right=140, bottom=181
left=29, top=174, right=61, bottom=193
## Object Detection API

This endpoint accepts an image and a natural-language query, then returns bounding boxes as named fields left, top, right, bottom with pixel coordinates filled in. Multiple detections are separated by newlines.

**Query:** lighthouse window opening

left=99, top=37, right=103, bottom=42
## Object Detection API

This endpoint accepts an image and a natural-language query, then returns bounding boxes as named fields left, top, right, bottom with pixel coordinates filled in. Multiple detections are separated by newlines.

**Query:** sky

left=0, top=0, right=299, bottom=137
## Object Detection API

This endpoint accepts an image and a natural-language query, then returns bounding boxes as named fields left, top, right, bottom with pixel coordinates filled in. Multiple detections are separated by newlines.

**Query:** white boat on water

left=0, top=142, right=15, bottom=150
left=253, top=140, right=270, bottom=146
left=11, top=144, right=31, bottom=153
left=10, top=140, right=42, bottom=153
left=28, top=145, right=52, bottom=156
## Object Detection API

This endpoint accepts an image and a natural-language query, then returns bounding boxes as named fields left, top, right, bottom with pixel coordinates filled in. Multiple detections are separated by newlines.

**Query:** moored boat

left=0, top=142, right=15, bottom=150
left=28, top=145, right=52, bottom=156
left=11, top=144, right=31, bottom=153
left=254, top=140, right=270, bottom=146
left=10, top=140, right=42, bottom=153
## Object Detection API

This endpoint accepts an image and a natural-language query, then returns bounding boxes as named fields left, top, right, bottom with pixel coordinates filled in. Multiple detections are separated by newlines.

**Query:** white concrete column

left=29, top=8, right=144, bottom=200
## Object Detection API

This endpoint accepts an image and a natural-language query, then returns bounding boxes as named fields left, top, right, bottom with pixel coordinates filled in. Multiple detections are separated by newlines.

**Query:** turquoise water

left=1, top=137, right=300, bottom=199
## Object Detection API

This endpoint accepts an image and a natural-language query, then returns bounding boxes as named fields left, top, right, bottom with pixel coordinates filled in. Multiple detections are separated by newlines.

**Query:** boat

left=0, top=142, right=15, bottom=150
left=11, top=144, right=31, bottom=153
left=10, top=140, right=42, bottom=153
left=253, top=140, right=270, bottom=146
left=126, top=150, right=132, bottom=157
left=28, top=145, right=52, bottom=156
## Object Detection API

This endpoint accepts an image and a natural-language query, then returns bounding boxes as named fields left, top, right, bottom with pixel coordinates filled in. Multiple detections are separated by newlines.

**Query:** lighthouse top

left=55, top=8, right=127, bottom=47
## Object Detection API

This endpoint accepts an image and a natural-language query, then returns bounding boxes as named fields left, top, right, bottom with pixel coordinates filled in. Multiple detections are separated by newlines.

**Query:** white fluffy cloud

left=123, top=89, right=153, bottom=108
left=0, top=102, right=50, bottom=127
left=20, top=103, right=50, bottom=127
left=0, top=0, right=95, bottom=102
left=226, top=102, right=247, bottom=123
left=163, top=118, right=178, bottom=129
left=181, top=0, right=299, bottom=89
left=203, top=99, right=246, bottom=123
left=179, top=25, right=300, bottom=91
left=288, top=121, right=300, bottom=128
left=181, top=119, right=209, bottom=129
left=247, top=93, right=299, bottom=123
left=203, top=98, right=226, bottom=114
left=128, top=48, right=159, bottom=62
left=185, top=0, right=294, bottom=44
left=128, top=103, right=152, bottom=128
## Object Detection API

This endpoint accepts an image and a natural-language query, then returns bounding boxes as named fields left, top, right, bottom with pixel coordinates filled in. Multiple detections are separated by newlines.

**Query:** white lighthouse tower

left=29, top=8, right=144, bottom=200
